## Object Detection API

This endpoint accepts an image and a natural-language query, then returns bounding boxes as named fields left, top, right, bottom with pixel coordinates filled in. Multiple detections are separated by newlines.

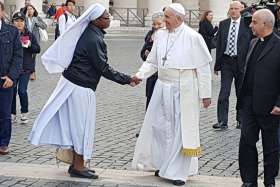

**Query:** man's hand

left=271, top=106, right=280, bottom=116
left=214, top=71, right=219, bottom=76
left=130, top=75, right=142, bottom=87
left=1, top=76, right=13, bottom=88
left=202, top=98, right=211, bottom=109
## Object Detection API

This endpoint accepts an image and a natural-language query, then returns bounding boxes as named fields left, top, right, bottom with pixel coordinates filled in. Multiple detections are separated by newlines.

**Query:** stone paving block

left=0, top=180, right=19, bottom=186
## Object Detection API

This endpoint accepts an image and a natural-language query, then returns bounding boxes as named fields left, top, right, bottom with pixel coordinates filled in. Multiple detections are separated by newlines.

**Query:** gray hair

left=255, top=9, right=275, bottom=27
left=152, top=12, right=164, bottom=21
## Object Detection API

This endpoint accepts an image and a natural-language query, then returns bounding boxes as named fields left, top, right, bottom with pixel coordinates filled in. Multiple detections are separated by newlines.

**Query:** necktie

left=228, top=21, right=237, bottom=56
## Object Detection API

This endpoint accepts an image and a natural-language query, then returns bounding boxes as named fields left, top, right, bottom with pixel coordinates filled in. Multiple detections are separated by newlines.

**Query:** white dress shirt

left=0, top=20, right=2, bottom=30
left=225, top=16, right=241, bottom=56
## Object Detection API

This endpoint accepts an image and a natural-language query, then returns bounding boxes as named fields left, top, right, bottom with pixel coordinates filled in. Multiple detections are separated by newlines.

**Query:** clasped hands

left=129, top=75, right=142, bottom=87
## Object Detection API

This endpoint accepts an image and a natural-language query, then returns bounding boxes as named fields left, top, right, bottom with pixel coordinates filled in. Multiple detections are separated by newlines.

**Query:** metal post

left=126, top=8, right=129, bottom=26
left=142, top=9, right=145, bottom=27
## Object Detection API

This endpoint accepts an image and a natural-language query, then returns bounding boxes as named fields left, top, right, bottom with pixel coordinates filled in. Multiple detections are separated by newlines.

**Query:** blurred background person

left=140, top=12, right=165, bottom=109
left=11, top=12, right=40, bottom=124
left=20, top=0, right=31, bottom=14
left=24, top=4, right=47, bottom=81
left=58, top=0, right=77, bottom=36
left=54, top=3, right=66, bottom=22
left=46, top=3, right=57, bottom=19
left=198, top=10, right=218, bottom=53
left=213, top=1, right=252, bottom=130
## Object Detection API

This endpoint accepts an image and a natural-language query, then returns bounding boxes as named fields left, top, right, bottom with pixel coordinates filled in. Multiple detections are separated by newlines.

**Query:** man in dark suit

left=238, top=9, right=280, bottom=187
left=213, top=1, right=251, bottom=130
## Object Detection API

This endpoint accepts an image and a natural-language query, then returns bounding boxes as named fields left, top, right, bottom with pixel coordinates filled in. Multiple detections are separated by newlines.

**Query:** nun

left=29, top=3, right=140, bottom=179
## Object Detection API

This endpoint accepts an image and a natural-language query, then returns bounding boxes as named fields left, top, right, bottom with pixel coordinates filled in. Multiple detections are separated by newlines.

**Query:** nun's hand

left=130, top=76, right=142, bottom=87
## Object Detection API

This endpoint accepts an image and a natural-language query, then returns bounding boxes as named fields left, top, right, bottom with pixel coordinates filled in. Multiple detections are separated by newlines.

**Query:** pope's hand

left=271, top=106, right=280, bottom=116
left=130, top=75, right=142, bottom=87
left=202, top=98, right=211, bottom=109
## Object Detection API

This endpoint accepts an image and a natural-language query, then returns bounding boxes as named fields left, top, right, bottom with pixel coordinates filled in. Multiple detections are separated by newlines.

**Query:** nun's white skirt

left=29, top=76, right=96, bottom=161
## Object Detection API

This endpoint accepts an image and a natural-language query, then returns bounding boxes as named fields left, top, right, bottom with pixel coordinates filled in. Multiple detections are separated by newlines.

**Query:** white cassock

left=132, top=23, right=212, bottom=182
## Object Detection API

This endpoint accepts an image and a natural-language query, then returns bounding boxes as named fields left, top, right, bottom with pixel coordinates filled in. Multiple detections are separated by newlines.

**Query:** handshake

left=129, top=75, right=142, bottom=87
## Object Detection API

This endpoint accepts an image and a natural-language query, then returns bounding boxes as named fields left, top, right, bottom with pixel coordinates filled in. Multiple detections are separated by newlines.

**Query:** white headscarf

left=42, top=3, right=106, bottom=74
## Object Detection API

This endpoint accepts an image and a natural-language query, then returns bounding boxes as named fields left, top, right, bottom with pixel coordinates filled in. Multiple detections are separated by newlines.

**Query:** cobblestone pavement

left=0, top=176, right=154, bottom=187
left=0, top=36, right=266, bottom=186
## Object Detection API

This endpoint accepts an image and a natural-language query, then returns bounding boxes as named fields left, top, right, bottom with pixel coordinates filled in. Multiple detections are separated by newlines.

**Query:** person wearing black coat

left=0, top=4, right=23, bottom=155
left=238, top=9, right=280, bottom=187
left=140, top=12, right=164, bottom=109
left=11, top=12, right=41, bottom=124
left=198, top=10, right=218, bottom=53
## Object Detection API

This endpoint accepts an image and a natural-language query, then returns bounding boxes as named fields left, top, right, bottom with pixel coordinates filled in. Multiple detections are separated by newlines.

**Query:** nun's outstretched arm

left=88, top=38, right=131, bottom=85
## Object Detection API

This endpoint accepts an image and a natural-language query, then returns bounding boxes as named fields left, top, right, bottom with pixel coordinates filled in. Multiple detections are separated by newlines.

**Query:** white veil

left=41, top=3, right=106, bottom=74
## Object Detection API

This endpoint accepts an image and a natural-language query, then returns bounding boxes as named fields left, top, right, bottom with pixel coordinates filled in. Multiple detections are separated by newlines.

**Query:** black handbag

left=210, top=35, right=217, bottom=49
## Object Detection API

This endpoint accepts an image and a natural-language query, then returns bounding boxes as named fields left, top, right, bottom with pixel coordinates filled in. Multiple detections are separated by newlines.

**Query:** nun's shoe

left=172, top=180, right=185, bottom=186
left=69, top=168, right=98, bottom=179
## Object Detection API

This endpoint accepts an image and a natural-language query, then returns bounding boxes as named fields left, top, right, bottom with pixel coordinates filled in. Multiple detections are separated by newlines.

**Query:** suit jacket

left=214, top=17, right=251, bottom=72
left=239, top=33, right=280, bottom=115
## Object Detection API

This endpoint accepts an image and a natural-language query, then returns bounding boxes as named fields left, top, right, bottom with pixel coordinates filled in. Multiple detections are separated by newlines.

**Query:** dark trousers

left=278, top=123, right=280, bottom=154
left=0, top=84, right=14, bottom=147
left=11, top=73, right=31, bottom=115
left=145, top=73, right=157, bottom=110
left=217, top=57, right=242, bottom=124
left=239, top=96, right=279, bottom=185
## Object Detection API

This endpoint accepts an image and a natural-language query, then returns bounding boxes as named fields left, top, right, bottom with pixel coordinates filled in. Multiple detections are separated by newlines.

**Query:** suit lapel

left=245, top=38, right=258, bottom=65
left=222, top=19, right=231, bottom=49
left=237, top=19, right=245, bottom=41
left=257, top=34, right=276, bottom=62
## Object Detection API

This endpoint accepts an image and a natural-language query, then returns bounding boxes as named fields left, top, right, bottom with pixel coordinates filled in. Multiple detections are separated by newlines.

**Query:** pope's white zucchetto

left=168, top=3, right=186, bottom=16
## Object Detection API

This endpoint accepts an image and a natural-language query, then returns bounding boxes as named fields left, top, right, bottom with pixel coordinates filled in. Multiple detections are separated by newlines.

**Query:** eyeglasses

left=100, top=17, right=110, bottom=20
left=99, top=14, right=113, bottom=20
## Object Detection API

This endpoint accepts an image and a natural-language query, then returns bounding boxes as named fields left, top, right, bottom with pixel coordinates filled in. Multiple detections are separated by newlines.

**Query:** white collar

left=231, top=16, right=241, bottom=24
left=0, top=20, right=2, bottom=30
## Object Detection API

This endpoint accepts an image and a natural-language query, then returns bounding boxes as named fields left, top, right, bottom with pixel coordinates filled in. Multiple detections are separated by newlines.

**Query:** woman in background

left=25, top=4, right=47, bottom=80
left=198, top=10, right=218, bottom=53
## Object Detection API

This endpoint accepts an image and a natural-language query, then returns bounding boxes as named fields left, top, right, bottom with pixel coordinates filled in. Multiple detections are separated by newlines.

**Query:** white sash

left=158, top=68, right=201, bottom=157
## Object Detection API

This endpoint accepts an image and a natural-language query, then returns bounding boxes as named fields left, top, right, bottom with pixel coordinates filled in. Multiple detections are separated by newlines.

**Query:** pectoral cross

left=162, top=56, right=167, bottom=66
